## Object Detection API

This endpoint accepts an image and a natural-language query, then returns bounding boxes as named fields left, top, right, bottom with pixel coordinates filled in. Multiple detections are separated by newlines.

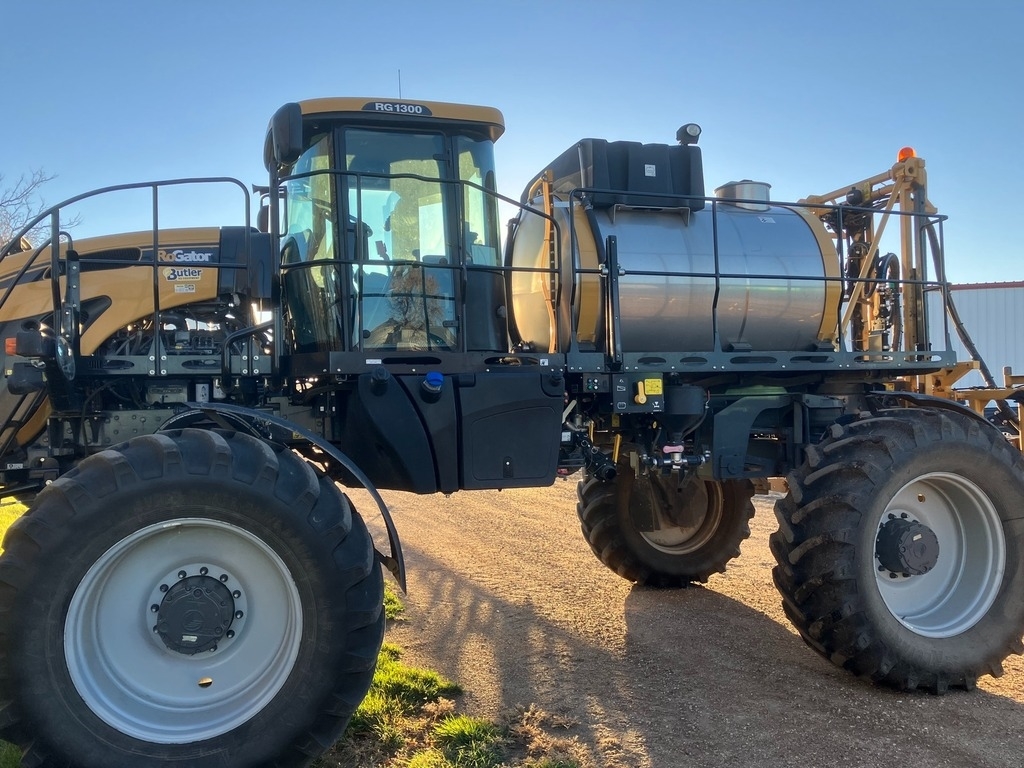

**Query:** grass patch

left=429, top=715, right=504, bottom=767
left=0, top=502, right=22, bottom=765
left=331, top=659, right=586, bottom=768
left=0, top=742, right=19, bottom=768
left=332, top=642, right=463, bottom=766
left=383, top=582, right=406, bottom=621
left=324, top=634, right=584, bottom=768
left=0, top=499, right=25, bottom=554
left=350, top=642, right=462, bottom=728
left=393, top=716, right=505, bottom=768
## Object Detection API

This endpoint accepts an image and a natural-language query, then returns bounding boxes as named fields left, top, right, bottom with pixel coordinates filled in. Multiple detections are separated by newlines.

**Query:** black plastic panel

left=457, top=370, right=563, bottom=489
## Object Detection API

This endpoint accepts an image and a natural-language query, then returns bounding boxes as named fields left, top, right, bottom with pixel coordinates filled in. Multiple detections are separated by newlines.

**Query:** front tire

left=0, top=429, right=384, bottom=767
left=577, top=469, right=754, bottom=587
left=770, top=408, right=1024, bottom=692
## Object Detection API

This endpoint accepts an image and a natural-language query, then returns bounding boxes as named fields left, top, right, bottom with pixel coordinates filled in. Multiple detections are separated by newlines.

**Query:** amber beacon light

left=897, top=146, right=916, bottom=162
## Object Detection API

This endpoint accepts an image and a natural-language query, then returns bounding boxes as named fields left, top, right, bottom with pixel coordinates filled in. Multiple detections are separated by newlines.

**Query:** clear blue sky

left=3, top=0, right=1021, bottom=284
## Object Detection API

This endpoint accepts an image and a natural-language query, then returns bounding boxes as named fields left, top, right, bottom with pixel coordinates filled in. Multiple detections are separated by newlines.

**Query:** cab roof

left=292, top=97, right=505, bottom=141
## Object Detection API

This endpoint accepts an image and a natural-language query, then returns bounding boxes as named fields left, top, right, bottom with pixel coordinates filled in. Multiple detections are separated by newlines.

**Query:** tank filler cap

left=421, top=371, right=444, bottom=403
left=370, top=366, right=391, bottom=395
left=714, top=180, right=772, bottom=211
left=424, top=371, right=444, bottom=390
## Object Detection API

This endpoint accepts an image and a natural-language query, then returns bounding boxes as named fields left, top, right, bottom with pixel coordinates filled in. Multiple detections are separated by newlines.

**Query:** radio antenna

left=398, top=70, right=402, bottom=99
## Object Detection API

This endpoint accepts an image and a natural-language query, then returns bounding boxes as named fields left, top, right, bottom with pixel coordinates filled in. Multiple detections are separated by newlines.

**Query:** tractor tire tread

left=771, top=408, right=1024, bottom=693
left=0, top=428, right=383, bottom=768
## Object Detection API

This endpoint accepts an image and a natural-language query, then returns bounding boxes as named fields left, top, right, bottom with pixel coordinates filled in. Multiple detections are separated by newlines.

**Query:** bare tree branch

left=0, top=169, right=81, bottom=251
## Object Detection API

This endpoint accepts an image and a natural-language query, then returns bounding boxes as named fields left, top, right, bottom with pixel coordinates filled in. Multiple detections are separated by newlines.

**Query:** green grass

left=429, top=715, right=504, bottom=767
left=339, top=654, right=587, bottom=768
left=324, top=639, right=465, bottom=767
left=403, top=714, right=577, bottom=768
left=1, top=502, right=23, bottom=766
left=383, top=582, right=406, bottom=621
left=348, top=643, right=462, bottom=735
left=0, top=742, right=19, bottom=768
left=0, top=500, right=25, bottom=554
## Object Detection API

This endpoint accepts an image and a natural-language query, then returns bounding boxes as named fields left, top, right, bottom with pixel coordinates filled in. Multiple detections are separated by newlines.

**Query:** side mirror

left=269, top=102, right=303, bottom=167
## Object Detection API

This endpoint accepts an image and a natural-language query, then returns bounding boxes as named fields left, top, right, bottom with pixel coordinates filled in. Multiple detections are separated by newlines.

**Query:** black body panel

left=339, top=369, right=563, bottom=493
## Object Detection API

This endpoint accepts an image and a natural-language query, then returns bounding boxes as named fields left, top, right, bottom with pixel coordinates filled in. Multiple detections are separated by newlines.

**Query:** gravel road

left=358, top=482, right=1024, bottom=768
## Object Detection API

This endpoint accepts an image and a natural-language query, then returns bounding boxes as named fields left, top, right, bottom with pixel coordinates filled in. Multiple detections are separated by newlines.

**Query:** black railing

left=0, top=178, right=252, bottom=454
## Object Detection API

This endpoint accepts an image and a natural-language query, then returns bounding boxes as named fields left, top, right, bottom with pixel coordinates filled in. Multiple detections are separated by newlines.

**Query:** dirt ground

left=357, top=482, right=1024, bottom=768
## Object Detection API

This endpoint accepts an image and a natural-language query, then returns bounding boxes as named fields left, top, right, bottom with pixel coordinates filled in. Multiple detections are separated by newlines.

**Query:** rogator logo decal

left=158, top=248, right=215, bottom=263
left=162, top=266, right=204, bottom=281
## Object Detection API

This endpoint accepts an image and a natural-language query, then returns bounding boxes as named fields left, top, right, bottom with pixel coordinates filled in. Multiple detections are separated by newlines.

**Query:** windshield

left=279, top=124, right=507, bottom=354
left=345, top=128, right=460, bottom=351
left=345, top=128, right=446, bottom=268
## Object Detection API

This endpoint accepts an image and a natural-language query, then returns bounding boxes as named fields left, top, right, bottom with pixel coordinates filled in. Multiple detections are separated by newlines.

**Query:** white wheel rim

left=642, top=483, right=724, bottom=553
left=65, top=517, right=303, bottom=743
left=874, top=472, right=1005, bottom=638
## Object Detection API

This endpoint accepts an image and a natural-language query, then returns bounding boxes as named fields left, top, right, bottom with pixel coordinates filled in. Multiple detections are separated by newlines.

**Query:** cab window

left=456, top=135, right=501, bottom=267
left=345, top=129, right=457, bottom=351
left=284, top=133, right=335, bottom=264
left=280, top=133, right=342, bottom=352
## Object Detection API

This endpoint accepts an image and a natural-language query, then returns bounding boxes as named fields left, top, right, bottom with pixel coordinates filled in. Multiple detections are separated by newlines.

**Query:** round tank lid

left=714, top=180, right=772, bottom=210
left=714, top=180, right=771, bottom=197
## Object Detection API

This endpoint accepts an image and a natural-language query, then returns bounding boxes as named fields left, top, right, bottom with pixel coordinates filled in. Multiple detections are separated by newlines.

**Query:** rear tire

left=770, top=408, right=1024, bottom=692
left=0, top=429, right=384, bottom=767
left=577, top=470, right=754, bottom=587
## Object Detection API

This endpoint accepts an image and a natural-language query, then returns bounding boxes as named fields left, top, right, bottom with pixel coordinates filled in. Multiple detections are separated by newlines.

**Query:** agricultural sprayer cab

left=0, top=98, right=1022, bottom=768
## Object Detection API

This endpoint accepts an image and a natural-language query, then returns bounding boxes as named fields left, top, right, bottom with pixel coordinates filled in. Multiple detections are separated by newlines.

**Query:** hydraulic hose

left=926, top=224, right=1019, bottom=430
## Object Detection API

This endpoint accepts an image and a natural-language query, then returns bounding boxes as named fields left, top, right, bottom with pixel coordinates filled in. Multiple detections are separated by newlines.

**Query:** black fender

left=867, top=389, right=997, bottom=434
left=159, top=401, right=406, bottom=591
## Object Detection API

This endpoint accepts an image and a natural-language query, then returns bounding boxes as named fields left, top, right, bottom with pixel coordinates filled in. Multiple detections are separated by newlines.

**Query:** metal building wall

left=927, top=282, right=1024, bottom=388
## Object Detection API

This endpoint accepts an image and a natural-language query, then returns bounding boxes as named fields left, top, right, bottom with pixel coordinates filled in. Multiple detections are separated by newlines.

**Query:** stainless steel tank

left=509, top=195, right=841, bottom=354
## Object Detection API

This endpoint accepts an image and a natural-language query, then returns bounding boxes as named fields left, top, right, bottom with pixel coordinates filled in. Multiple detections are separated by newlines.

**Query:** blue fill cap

left=422, top=371, right=444, bottom=394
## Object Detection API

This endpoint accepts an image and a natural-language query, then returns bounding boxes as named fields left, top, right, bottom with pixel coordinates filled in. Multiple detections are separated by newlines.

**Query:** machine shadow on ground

left=370, top=492, right=1024, bottom=768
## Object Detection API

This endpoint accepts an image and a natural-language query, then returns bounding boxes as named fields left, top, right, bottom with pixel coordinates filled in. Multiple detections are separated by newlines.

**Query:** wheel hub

left=662, top=474, right=709, bottom=529
left=154, top=572, right=237, bottom=655
left=875, top=516, right=940, bottom=576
